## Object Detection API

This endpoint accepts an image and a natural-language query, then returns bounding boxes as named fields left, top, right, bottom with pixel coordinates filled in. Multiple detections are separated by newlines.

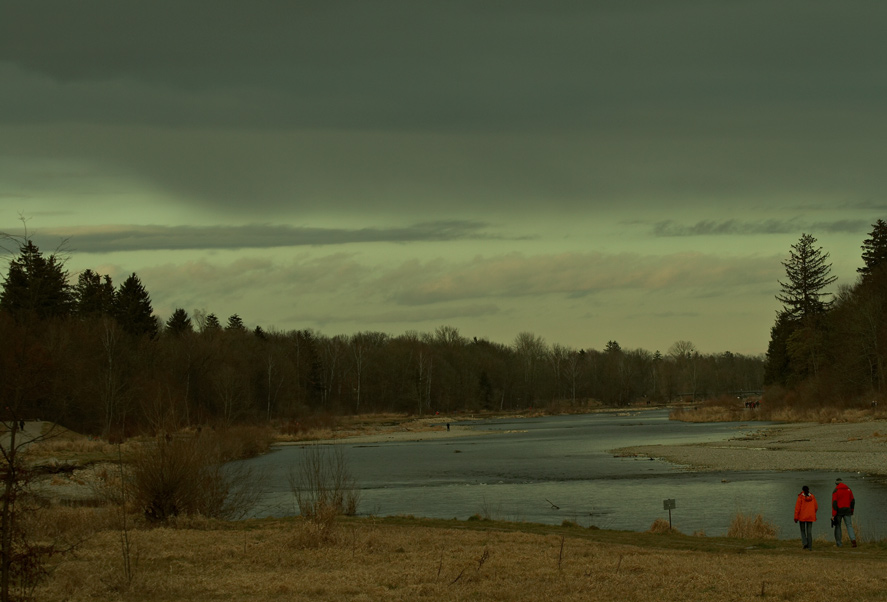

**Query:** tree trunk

left=1, top=424, right=18, bottom=602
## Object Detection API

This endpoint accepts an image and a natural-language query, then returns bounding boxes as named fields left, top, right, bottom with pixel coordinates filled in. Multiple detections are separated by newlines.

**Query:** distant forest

left=10, top=227, right=852, bottom=438
left=0, top=232, right=768, bottom=438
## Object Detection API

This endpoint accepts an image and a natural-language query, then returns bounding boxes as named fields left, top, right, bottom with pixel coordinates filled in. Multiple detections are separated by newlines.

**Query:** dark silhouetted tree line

left=765, top=220, right=887, bottom=403
left=1, top=235, right=765, bottom=438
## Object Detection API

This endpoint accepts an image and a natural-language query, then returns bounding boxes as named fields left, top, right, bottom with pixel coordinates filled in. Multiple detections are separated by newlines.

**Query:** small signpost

left=663, top=499, right=676, bottom=529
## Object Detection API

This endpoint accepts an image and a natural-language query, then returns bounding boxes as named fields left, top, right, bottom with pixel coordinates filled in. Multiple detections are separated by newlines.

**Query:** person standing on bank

left=794, top=485, right=817, bottom=550
left=832, top=478, right=856, bottom=548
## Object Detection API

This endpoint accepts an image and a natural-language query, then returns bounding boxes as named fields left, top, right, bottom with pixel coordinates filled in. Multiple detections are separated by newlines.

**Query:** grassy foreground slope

left=39, top=514, right=887, bottom=602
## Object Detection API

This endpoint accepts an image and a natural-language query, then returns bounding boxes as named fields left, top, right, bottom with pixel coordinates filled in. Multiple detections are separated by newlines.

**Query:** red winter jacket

left=832, top=483, right=855, bottom=517
left=794, top=492, right=818, bottom=522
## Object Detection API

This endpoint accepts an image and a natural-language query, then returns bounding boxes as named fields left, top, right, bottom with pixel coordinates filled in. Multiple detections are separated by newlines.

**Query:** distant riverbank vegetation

left=671, top=395, right=887, bottom=424
left=674, top=220, right=887, bottom=424
left=761, top=220, right=887, bottom=415
left=0, top=231, right=766, bottom=440
left=3, top=219, right=885, bottom=440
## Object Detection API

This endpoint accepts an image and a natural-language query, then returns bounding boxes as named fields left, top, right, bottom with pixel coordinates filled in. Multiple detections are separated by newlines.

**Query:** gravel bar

left=614, top=420, right=887, bottom=476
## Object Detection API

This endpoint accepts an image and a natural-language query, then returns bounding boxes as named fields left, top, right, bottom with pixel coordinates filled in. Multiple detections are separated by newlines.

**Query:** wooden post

left=663, top=499, right=676, bottom=529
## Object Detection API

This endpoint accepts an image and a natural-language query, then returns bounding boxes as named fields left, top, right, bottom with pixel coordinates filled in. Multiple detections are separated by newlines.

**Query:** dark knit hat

left=835, top=478, right=843, bottom=484
left=802, top=485, right=809, bottom=494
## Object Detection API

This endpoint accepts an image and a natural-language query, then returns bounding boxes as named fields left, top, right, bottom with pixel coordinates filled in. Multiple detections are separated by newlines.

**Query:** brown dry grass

left=24, top=424, right=275, bottom=466
left=672, top=401, right=887, bottom=424
left=23, top=425, right=127, bottom=464
left=726, top=513, right=778, bottom=539
left=275, top=413, right=444, bottom=443
left=647, top=518, right=681, bottom=534
left=33, top=511, right=887, bottom=602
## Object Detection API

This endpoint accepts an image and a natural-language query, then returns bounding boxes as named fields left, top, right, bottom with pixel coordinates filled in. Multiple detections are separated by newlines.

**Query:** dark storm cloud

left=6, top=120, right=887, bottom=218
left=3, top=1, right=887, bottom=216
left=652, top=219, right=875, bottom=237
left=3, top=1, right=886, bottom=130
left=37, top=221, right=505, bottom=253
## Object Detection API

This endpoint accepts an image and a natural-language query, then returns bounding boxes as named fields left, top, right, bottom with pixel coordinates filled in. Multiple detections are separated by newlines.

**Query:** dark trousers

left=799, top=521, right=813, bottom=549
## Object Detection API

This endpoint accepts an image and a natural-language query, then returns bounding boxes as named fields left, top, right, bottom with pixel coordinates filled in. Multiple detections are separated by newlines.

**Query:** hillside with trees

left=0, top=234, right=765, bottom=438
left=765, top=220, right=887, bottom=405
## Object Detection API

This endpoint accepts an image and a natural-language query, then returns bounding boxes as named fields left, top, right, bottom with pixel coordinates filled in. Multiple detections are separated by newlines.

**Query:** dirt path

left=0, top=420, right=49, bottom=450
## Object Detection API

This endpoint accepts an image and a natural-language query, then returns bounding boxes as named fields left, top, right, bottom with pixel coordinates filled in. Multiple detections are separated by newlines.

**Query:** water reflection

left=242, top=410, right=887, bottom=540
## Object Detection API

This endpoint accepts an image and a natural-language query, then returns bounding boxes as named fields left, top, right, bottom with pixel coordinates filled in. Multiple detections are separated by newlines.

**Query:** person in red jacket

left=832, top=478, right=856, bottom=547
left=794, top=485, right=818, bottom=550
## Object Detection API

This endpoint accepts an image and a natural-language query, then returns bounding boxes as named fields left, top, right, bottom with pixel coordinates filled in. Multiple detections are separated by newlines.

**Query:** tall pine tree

left=766, top=233, right=837, bottom=386
left=225, top=314, right=246, bottom=332
left=73, top=269, right=115, bottom=316
left=858, top=219, right=887, bottom=281
left=113, top=273, right=158, bottom=338
left=165, top=308, right=193, bottom=336
left=776, top=233, right=837, bottom=320
left=0, top=240, right=72, bottom=319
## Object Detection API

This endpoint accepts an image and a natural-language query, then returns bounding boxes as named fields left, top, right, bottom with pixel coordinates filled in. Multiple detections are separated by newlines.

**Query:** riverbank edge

left=613, top=419, right=887, bottom=477
left=275, top=407, right=655, bottom=446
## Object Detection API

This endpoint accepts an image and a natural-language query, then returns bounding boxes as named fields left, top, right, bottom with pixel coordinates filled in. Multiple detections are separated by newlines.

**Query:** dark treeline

left=1, top=236, right=764, bottom=438
left=765, top=219, right=887, bottom=405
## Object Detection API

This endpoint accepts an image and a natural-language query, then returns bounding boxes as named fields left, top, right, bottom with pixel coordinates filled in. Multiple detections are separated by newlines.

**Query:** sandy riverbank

left=615, top=419, right=887, bottom=476
left=278, top=416, right=499, bottom=446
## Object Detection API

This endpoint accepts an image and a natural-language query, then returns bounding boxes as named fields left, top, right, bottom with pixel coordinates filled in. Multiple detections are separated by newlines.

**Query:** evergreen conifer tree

left=858, top=219, right=887, bottom=280
left=775, top=233, right=837, bottom=320
left=0, top=240, right=72, bottom=319
left=165, top=308, right=193, bottom=335
left=764, top=312, right=795, bottom=385
left=113, top=273, right=158, bottom=338
left=203, top=313, right=221, bottom=332
left=73, top=269, right=115, bottom=316
left=225, top=314, right=245, bottom=332
left=767, top=233, right=837, bottom=385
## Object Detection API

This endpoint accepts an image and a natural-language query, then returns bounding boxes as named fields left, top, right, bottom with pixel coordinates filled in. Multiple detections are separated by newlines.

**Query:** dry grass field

left=18, top=409, right=887, bottom=601
left=33, top=511, right=887, bottom=602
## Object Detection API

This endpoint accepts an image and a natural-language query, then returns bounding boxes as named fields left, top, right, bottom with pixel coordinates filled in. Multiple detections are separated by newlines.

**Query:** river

left=239, top=410, right=887, bottom=540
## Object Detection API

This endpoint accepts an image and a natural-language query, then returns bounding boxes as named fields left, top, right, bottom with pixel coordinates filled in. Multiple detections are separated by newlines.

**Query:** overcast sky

left=2, top=1, right=885, bottom=355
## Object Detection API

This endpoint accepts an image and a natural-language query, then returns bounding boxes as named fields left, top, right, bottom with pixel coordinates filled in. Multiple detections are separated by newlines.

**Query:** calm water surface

left=241, top=410, right=887, bottom=540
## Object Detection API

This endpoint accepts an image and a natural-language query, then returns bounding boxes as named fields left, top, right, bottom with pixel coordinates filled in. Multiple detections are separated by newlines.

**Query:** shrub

left=279, top=414, right=340, bottom=437
left=128, top=431, right=261, bottom=522
left=648, top=518, right=680, bottom=534
left=213, top=425, right=274, bottom=460
left=727, top=513, right=778, bottom=539
left=289, top=446, right=360, bottom=525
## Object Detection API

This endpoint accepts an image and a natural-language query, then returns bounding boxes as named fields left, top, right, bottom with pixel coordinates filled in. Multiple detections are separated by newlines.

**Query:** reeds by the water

left=726, top=512, right=779, bottom=539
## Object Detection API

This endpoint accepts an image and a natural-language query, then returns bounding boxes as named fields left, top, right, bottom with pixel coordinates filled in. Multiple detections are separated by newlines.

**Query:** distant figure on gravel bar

left=832, top=478, right=856, bottom=547
left=794, top=485, right=818, bottom=550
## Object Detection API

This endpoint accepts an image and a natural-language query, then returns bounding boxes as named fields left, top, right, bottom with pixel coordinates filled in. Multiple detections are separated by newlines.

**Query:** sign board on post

left=663, top=499, right=676, bottom=529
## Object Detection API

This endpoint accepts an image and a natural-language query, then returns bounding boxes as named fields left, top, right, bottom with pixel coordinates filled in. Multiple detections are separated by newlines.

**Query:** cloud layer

left=31, top=221, right=508, bottom=253
left=2, top=1, right=883, bottom=354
